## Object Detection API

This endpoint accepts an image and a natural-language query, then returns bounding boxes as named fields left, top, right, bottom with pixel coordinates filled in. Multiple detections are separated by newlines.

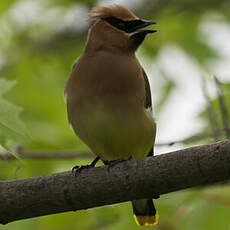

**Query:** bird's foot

left=72, top=164, right=92, bottom=176
left=153, top=194, right=160, bottom=199
left=72, top=157, right=100, bottom=177
left=103, top=157, right=129, bottom=166
left=103, top=157, right=131, bottom=171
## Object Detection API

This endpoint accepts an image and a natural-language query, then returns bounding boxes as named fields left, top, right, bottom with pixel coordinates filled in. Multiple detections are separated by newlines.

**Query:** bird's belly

left=70, top=107, right=155, bottom=160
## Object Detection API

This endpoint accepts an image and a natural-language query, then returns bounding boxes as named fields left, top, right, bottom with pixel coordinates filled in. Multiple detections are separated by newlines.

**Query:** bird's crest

left=89, top=5, right=138, bottom=21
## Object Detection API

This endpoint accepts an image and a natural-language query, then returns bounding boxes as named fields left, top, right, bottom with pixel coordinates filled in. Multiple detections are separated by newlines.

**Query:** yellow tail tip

left=134, top=213, right=159, bottom=227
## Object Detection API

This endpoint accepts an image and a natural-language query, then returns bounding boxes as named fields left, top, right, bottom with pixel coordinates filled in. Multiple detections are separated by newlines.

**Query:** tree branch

left=0, top=140, right=230, bottom=225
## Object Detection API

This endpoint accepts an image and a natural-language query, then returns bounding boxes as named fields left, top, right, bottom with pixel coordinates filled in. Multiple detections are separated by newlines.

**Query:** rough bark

left=0, top=140, right=230, bottom=225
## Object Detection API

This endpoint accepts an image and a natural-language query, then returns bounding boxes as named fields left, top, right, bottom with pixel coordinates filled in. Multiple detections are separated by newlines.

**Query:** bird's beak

left=127, top=19, right=157, bottom=34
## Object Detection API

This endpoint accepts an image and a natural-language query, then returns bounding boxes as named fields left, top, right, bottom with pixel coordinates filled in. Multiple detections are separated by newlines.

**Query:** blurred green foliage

left=0, top=79, right=27, bottom=150
left=0, top=0, right=230, bottom=229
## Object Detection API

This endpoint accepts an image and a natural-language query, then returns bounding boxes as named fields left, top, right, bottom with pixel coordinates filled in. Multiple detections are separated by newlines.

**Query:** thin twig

left=214, top=76, right=230, bottom=138
left=0, top=149, right=93, bottom=160
left=158, top=129, right=225, bottom=146
left=202, top=77, right=219, bottom=141
left=0, top=129, right=226, bottom=160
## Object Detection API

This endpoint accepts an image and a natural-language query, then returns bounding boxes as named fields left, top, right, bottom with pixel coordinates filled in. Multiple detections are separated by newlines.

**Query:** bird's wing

left=142, top=68, right=152, bottom=114
left=142, top=68, right=155, bottom=156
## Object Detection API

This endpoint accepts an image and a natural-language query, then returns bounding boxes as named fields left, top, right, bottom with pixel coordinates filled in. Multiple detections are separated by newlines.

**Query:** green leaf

left=0, top=78, right=28, bottom=151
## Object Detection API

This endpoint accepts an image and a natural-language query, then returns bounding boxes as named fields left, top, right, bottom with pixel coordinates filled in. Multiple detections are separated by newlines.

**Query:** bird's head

left=86, top=5, right=156, bottom=53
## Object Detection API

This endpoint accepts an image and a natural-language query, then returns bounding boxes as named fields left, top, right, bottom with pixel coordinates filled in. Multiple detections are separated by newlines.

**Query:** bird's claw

left=153, top=194, right=160, bottom=199
left=104, top=158, right=130, bottom=172
left=108, top=158, right=127, bottom=166
left=72, top=157, right=100, bottom=177
left=72, top=164, right=93, bottom=177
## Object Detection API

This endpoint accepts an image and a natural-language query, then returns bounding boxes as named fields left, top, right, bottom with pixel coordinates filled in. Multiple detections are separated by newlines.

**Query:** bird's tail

left=132, top=199, right=159, bottom=227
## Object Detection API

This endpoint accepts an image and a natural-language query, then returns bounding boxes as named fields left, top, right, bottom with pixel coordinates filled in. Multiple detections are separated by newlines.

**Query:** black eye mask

left=104, top=17, right=127, bottom=32
left=104, top=17, right=156, bottom=33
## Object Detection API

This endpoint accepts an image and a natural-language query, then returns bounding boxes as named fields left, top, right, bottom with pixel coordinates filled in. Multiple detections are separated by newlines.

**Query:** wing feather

left=142, top=68, right=155, bottom=156
left=142, top=68, right=152, bottom=114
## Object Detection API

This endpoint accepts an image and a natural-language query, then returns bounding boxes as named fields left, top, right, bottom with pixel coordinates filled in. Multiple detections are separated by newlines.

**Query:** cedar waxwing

left=65, top=5, right=158, bottom=227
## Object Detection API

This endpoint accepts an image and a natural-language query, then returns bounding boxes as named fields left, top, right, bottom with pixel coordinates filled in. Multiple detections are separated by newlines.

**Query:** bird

left=65, top=4, right=158, bottom=227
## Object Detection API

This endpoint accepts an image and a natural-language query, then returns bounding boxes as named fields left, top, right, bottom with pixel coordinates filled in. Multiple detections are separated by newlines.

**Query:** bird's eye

left=117, top=22, right=125, bottom=29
